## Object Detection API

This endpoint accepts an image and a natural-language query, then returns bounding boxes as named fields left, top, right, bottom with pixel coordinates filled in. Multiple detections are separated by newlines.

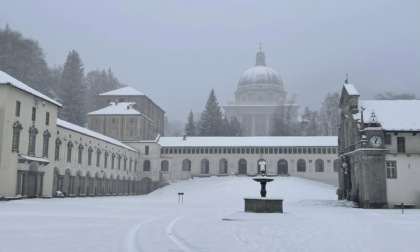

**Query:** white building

left=338, top=83, right=420, bottom=208
left=0, top=71, right=148, bottom=198
left=1, top=69, right=339, bottom=199
left=127, top=135, right=339, bottom=186
left=223, top=49, right=299, bottom=136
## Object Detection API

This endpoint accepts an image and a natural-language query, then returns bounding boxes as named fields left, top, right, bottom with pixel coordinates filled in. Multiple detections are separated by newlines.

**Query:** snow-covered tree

left=199, top=89, right=224, bottom=136
left=85, top=68, right=125, bottom=113
left=301, top=107, right=320, bottom=136
left=184, top=110, right=196, bottom=136
left=319, top=92, right=340, bottom=136
left=0, top=25, right=51, bottom=94
left=59, top=50, right=86, bottom=126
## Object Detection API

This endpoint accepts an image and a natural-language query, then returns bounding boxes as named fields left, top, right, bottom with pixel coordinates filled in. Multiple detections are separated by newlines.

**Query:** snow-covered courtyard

left=1, top=176, right=419, bottom=252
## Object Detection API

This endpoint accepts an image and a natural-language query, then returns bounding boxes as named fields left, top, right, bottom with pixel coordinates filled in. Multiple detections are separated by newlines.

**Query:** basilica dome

left=238, top=51, right=283, bottom=87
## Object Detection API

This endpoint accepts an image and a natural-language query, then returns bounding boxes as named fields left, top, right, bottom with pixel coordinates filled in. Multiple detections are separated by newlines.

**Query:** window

left=385, top=134, right=392, bottom=145
left=297, top=159, right=306, bottom=172
left=161, top=160, right=169, bottom=171
left=104, top=152, right=108, bottom=168
left=118, top=155, right=121, bottom=170
left=31, top=107, right=36, bottom=121
left=129, top=158, right=133, bottom=172
left=386, top=161, right=397, bottom=179
left=124, top=156, right=127, bottom=170
left=42, top=130, right=51, bottom=157
left=134, top=161, right=137, bottom=172
left=12, top=122, right=22, bottom=152
left=67, top=142, right=73, bottom=163
left=88, top=147, right=93, bottom=166
left=46, top=112, right=50, bottom=125
left=28, top=126, right=38, bottom=156
left=182, top=159, right=191, bottom=171
left=15, top=101, right=21, bottom=117
left=55, top=138, right=62, bottom=161
left=397, top=137, right=405, bottom=153
left=315, top=159, right=324, bottom=172
left=78, top=144, right=84, bottom=164
left=145, top=146, right=149, bottom=155
left=96, top=149, right=101, bottom=167
left=111, top=154, right=115, bottom=169
left=143, top=160, right=151, bottom=171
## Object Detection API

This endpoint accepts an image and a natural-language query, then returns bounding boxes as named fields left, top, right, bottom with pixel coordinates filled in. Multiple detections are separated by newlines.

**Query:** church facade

left=338, top=84, right=420, bottom=208
left=223, top=50, right=299, bottom=136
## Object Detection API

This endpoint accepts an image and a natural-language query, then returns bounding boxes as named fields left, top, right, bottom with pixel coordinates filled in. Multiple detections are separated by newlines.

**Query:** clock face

left=369, top=135, right=382, bottom=148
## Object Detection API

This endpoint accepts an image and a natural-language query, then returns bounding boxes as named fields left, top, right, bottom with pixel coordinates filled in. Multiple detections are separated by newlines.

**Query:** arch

left=182, top=159, right=191, bottom=171
left=143, top=160, right=151, bottom=171
left=62, top=168, right=72, bottom=196
left=52, top=167, right=60, bottom=195
left=140, top=177, right=152, bottom=194
left=161, top=160, right=169, bottom=171
left=238, top=159, right=247, bottom=175
left=200, top=159, right=210, bottom=174
left=277, top=159, right=288, bottom=175
left=297, top=159, right=306, bottom=172
left=29, top=163, right=39, bottom=172
left=257, top=159, right=266, bottom=174
left=219, top=158, right=228, bottom=174
left=315, top=159, right=324, bottom=172
left=74, top=170, right=83, bottom=196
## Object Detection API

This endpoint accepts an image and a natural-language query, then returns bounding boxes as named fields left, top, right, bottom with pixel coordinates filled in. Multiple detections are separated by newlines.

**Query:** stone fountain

left=244, top=162, right=283, bottom=213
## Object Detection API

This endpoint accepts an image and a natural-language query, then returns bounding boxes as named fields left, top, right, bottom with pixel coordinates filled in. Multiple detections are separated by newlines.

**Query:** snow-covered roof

left=344, top=84, right=358, bottom=96
left=87, top=102, right=151, bottom=121
left=57, top=119, right=138, bottom=152
left=0, top=70, right=61, bottom=107
left=158, top=136, right=337, bottom=147
left=99, top=86, right=144, bottom=96
left=356, top=100, right=420, bottom=131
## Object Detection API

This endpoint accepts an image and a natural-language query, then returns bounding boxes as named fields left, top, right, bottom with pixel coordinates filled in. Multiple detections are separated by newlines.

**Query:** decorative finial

left=345, top=73, right=349, bottom=84
left=255, top=44, right=266, bottom=66
left=369, top=111, right=378, bottom=123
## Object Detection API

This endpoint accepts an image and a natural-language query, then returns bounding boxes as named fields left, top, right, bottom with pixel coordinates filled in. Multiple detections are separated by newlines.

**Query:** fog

left=1, top=0, right=419, bottom=121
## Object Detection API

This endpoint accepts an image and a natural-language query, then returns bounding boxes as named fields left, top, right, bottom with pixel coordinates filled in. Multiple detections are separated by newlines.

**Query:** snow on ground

left=1, top=176, right=419, bottom=252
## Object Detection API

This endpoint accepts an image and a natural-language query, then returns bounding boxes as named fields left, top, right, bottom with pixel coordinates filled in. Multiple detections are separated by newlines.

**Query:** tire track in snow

left=165, top=216, right=193, bottom=252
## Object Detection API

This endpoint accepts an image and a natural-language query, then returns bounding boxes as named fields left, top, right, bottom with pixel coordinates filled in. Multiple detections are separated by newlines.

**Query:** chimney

left=183, top=134, right=186, bottom=140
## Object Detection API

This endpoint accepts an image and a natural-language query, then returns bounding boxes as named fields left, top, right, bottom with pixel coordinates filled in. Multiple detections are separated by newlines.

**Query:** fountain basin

left=244, top=197, right=283, bottom=213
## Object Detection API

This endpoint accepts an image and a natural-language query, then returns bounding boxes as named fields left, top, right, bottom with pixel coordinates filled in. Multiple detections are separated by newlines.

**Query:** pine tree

left=301, top=107, right=320, bottom=136
left=230, top=116, right=243, bottom=136
left=0, top=25, right=51, bottom=95
left=199, top=89, right=224, bottom=136
left=59, top=50, right=86, bottom=126
left=319, top=92, right=340, bottom=136
left=184, top=110, right=196, bottom=136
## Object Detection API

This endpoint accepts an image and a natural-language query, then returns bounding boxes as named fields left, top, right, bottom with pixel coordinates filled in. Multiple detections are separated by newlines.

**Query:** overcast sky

left=2, top=0, right=419, bottom=121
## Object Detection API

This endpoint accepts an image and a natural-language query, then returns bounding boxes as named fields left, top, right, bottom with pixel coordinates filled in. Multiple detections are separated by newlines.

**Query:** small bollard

left=401, top=202, right=404, bottom=214
left=178, top=192, right=184, bottom=204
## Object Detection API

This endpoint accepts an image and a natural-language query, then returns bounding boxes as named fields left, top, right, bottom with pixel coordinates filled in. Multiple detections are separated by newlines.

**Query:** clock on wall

left=369, top=135, right=382, bottom=148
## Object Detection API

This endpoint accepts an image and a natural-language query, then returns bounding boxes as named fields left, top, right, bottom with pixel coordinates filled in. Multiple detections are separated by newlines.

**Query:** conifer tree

left=184, top=110, right=196, bottom=136
left=0, top=25, right=51, bottom=94
left=59, top=50, right=86, bottom=126
left=199, top=89, right=224, bottom=136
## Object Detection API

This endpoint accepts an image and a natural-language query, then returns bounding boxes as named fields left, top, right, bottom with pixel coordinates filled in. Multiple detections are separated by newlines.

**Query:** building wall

left=128, top=142, right=339, bottom=186
left=99, top=95, right=165, bottom=136
left=52, top=125, right=142, bottom=196
left=0, top=84, right=58, bottom=197
left=87, top=114, right=155, bottom=141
